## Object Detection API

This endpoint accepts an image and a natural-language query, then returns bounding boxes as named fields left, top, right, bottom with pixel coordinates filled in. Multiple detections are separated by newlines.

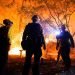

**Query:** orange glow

left=0, top=0, right=75, bottom=60
left=9, top=47, right=26, bottom=57
left=9, top=47, right=22, bottom=55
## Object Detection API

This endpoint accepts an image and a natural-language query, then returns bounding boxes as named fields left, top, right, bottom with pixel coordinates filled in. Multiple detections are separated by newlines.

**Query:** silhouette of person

left=0, top=19, right=13, bottom=74
left=56, top=24, right=74, bottom=71
left=22, top=15, right=46, bottom=75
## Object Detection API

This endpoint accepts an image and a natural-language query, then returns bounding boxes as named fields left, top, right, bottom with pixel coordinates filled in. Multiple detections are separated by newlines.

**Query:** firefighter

left=0, top=19, right=13, bottom=74
left=56, top=24, right=74, bottom=71
left=22, top=15, right=46, bottom=75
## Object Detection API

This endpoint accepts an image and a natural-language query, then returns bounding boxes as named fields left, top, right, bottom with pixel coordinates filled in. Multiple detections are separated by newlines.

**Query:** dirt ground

left=3, top=55, right=75, bottom=75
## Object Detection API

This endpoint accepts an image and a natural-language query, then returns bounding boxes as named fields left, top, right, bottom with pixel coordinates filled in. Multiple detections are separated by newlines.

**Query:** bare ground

left=3, top=55, right=75, bottom=75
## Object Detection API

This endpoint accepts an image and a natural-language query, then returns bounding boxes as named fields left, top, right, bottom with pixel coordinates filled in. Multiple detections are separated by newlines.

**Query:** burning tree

left=43, top=0, right=75, bottom=32
left=20, top=0, right=75, bottom=37
left=0, top=0, right=75, bottom=35
left=0, top=0, right=75, bottom=56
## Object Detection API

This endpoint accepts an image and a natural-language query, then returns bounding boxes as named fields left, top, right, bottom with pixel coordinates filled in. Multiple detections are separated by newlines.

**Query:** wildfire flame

left=9, top=47, right=26, bottom=57
left=8, top=34, right=57, bottom=59
left=8, top=33, right=75, bottom=60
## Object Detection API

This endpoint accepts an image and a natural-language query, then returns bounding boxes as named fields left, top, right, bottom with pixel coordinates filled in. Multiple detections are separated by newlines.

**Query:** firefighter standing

left=56, top=25, right=74, bottom=71
left=0, top=19, right=13, bottom=74
left=22, top=15, right=46, bottom=75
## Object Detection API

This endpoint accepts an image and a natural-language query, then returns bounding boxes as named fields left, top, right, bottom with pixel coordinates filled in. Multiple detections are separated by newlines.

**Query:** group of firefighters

left=0, top=15, right=74, bottom=75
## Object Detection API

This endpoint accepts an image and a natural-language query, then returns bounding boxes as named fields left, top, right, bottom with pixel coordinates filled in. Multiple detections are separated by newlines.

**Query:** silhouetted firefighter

left=21, top=15, right=46, bottom=75
left=56, top=24, right=74, bottom=71
left=0, top=19, right=13, bottom=75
